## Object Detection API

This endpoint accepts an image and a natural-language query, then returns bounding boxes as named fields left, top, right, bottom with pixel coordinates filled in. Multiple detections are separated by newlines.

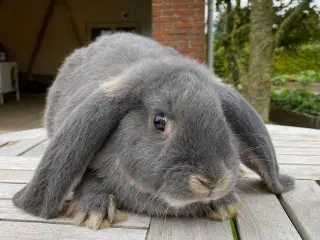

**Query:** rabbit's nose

left=188, top=175, right=217, bottom=195
left=196, top=177, right=215, bottom=190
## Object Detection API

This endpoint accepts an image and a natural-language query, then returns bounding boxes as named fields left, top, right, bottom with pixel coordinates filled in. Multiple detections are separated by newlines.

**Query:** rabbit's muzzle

left=188, top=172, right=233, bottom=198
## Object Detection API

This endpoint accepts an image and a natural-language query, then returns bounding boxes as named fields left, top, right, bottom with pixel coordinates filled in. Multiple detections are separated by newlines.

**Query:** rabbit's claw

left=65, top=194, right=117, bottom=230
left=206, top=202, right=240, bottom=220
left=206, top=193, right=241, bottom=221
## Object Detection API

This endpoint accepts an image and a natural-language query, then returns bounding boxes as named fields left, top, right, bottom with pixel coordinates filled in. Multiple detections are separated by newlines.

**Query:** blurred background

left=0, top=0, right=319, bottom=134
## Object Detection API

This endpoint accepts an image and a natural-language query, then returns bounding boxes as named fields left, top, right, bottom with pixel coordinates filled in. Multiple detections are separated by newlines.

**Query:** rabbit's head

left=105, top=57, right=240, bottom=207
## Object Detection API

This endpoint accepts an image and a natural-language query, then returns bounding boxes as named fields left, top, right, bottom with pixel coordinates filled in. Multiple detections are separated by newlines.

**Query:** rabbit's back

left=44, top=33, right=180, bottom=137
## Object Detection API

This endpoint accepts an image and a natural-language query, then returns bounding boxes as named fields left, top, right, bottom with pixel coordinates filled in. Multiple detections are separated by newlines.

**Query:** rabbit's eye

left=153, top=115, right=166, bottom=132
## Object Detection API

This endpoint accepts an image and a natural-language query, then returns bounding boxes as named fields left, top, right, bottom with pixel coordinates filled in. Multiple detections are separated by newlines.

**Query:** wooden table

left=0, top=125, right=319, bottom=240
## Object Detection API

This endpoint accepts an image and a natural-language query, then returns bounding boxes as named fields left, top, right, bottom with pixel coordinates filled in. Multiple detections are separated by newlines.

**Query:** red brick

left=173, top=10, right=195, bottom=16
left=175, top=22, right=204, bottom=28
left=152, top=17, right=168, bottom=23
left=152, top=0, right=205, bottom=62
left=189, top=41, right=204, bottom=47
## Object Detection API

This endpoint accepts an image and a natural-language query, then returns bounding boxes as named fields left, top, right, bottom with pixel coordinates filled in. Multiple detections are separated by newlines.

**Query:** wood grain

left=279, top=180, right=320, bottom=240
left=0, top=140, right=8, bottom=148
left=0, top=199, right=150, bottom=229
left=277, top=155, right=320, bottom=165
left=271, top=135, right=320, bottom=142
left=0, top=138, right=46, bottom=156
left=0, top=169, right=33, bottom=183
left=0, top=128, right=47, bottom=141
left=267, top=124, right=320, bottom=136
left=0, top=221, right=147, bottom=240
left=22, top=140, right=49, bottom=157
left=275, top=147, right=320, bottom=156
left=235, top=179, right=302, bottom=240
left=240, top=164, right=320, bottom=180
left=273, top=140, right=320, bottom=148
left=0, top=156, right=41, bottom=170
left=0, top=183, right=25, bottom=199
left=147, top=217, right=233, bottom=240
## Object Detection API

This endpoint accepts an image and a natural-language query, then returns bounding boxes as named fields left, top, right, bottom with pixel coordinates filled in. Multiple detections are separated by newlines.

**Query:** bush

left=272, top=70, right=320, bottom=86
left=271, top=88, right=320, bottom=116
left=273, top=43, right=320, bottom=76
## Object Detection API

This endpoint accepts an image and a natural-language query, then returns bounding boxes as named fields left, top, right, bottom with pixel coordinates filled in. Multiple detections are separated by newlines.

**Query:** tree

left=242, top=0, right=274, bottom=122
left=213, top=0, right=313, bottom=122
left=274, top=0, right=311, bottom=47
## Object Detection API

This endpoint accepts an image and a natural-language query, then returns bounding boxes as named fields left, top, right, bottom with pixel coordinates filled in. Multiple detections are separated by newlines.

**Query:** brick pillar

left=152, top=0, right=205, bottom=63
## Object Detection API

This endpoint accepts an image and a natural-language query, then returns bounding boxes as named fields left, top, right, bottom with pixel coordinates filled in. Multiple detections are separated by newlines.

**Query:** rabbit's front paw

left=65, top=194, right=120, bottom=230
left=206, top=193, right=241, bottom=221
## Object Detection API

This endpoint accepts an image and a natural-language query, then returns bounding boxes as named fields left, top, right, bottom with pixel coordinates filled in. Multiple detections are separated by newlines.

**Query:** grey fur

left=12, top=32, right=294, bottom=220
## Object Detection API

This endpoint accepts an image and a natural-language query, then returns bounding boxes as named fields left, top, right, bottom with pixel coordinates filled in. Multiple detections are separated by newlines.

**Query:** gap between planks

left=0, top=198, right=150, bottom=230
left=0, top=138, right=47, bottom=156
left=278, top=180, right=320, bottom=240
left=0, top=221, right=147, bottom=240
left=235, top=179, right=302, bottom=240
left=146, top=217, right=234, bottom=240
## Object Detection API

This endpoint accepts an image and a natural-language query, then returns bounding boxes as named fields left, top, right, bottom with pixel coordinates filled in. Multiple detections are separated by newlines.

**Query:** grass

left=230, top=219, right=240, bottom=240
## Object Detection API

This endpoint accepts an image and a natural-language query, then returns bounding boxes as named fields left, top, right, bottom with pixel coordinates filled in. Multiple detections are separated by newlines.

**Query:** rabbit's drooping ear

left=214, top=82, right=294, bottom=194
left=12, top=80, right=139, bottom=219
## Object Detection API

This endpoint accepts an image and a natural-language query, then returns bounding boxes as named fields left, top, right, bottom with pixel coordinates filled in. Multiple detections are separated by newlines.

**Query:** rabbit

left=12, top=32, right=294, bottom=230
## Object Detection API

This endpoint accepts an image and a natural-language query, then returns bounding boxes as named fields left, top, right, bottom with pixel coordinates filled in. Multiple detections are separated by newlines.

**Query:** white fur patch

left=100, top=76, right=124, bottom=93
left=188, top=175, right=211, bottom=196
left=163, top=172, right=233, bottom=208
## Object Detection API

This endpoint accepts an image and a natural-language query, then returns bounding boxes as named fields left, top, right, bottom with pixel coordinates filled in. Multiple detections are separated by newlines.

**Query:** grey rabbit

left=12, top=32, right=294, bottom=230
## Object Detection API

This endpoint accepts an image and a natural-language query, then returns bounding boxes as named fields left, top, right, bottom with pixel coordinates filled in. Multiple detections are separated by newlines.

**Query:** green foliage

left=273, top=4, right=320, bottom=46
left=272, top=70, right=320, bottom=86
left=271, top=88, right=320, bottom=116
left=271, top=75, right=286, bottom=86
left=212, top=1, right=320, bottom=83
left=297, top=70, right=320, bottom=84
left=212, top=4, right=250, bottom=81
left=213, top=0, right=320, bottom=120
left=272, top=43, right=320, bottom=76
left=213, top=45, right=229, bottom=78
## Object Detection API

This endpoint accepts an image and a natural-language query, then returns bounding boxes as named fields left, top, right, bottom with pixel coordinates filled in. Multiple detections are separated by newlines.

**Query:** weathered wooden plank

left=147, top=217, right=233, bottom=240
left=112, top=213, right=150, bottom=229
left=235, top=179, right=302, bottom=240
left=0, top=138, right=46, bottom=156
left=271, top=135, right=320, bottom=142
left=276, top=165, right=320, bottom=180
left=0, top=170, right=33, bottom=183
left=0, top=199, right=85, bottom=224
left=0, top=221, right=147, bottom=240
left=277, top=155, right=320, bottom=165
left=0, top=140, right=8, bottom=147
left=0, top=183, right=25, bottom=199
left=279, top=180, right=320, bottom=240
left=275, top=147, right=320, bottom=156
left=267, top=124, right=320, bottom=136
left=0, top=128, right=47, bottom=141
left=241, top=164, right=320, bottom=180
left=0, top=156, right=41, bottom=170
left=22, top=140, right=49, bottom=157
left=0, top=199, right=150, bottom=229
left=273, top=140, right=320, bottom=148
